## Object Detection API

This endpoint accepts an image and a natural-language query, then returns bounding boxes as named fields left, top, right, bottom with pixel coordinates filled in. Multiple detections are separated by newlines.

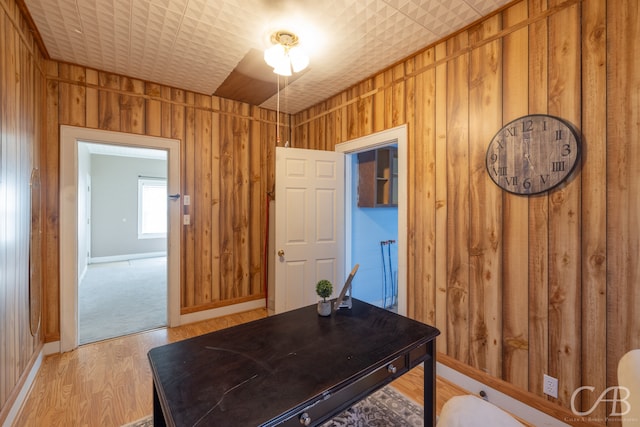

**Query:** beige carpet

left=79, top=257, right=167, bottom=344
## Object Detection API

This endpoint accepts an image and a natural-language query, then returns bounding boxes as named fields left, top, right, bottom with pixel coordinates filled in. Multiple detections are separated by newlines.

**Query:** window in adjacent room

left=138, top=177, right=167, bottom=239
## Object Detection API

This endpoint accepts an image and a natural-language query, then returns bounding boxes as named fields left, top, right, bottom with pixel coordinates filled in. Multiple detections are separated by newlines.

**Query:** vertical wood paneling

left=194, top=94, right=213, bottom=304
left=98, top=72, right=120, bottom=131
left=119, top=77, right=144, bottom=134
left=39, top=61, right=272, bottom=324
left=145, top=83, right=162, bottom=137
left=219, top=99, right=234, bottom=300
left=182, top=91, right=196, bottom=307
left=392, top=64, right=406, bottom=127
left=2, top=10, right=19, bottom=405
left=501, top=2, right=529, bottom=389
left=468, top=15, right=503, bottom=377
left=0, top=0, right=44, bottom=420
left=209, top=96, right=222, bottom=303
left=233, top=102, right=250, bottom=298
left=290, top=1, right=638, bottom=423
left=383, top=69, right=394, bottom=129
left=548, top=1, right=582, bottom=406
left=325, top=96, right=336, bottom=149
left=346, top=86, right=359, bottom=140
left=249, top=107, right=263, bottom=296
left=43, top=60, right=60, bottom=342
left=434, top=42, right=449, bottom=354
left=4, top=0, right=638, bottom=424
left=85, top=69, right=98, bottom=128
left=446, top=32, right=471, bottom=364
left=607, top=0, right=640, bottom=399
left=405, top=57, right=417, bottom=321
left=373, top=74, right=385, bottom=133
left=411, top=49, right=436, bottom=325
left=527, top=0, right=550, bottom=399
left=58, top=64, right=85, bottom=127
left=161, top=86, right=172, bottom=139
left=358, top=79, right=373, bottom=137
left=580, top=0, right=607, bottom=418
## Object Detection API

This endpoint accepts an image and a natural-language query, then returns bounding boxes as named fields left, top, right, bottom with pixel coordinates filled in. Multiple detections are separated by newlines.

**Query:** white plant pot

left=317, top=301, right=332, bottom=316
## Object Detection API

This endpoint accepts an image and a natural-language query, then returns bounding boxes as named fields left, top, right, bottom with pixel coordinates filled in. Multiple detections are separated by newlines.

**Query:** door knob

left=278, top=249, right=285, bottom=257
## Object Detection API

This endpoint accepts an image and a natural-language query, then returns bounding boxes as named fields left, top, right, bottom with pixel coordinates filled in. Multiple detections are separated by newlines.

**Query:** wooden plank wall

left=291, top=0, right=639, bottom=423
left=41, top=66, right=283, bottom=338
left=0, top=0, right=45, bottom=422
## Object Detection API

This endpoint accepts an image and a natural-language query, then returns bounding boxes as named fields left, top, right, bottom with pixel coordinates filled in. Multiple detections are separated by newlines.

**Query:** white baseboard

left=436, top=362, right=570, bottom=427
left=89, top=252, right=167, bottom=264
left=43, top=341, right=61, bottom=356
left=2, top=349, right=44, bottom=427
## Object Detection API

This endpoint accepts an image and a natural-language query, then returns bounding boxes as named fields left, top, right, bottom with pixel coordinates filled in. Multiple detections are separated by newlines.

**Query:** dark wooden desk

left=148, top=299, right=439, bottom=426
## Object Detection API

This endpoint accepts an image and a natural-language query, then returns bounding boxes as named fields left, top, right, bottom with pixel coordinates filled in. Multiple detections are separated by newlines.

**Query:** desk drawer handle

left=387, top=363, right=397, bottom=374
left=299, top=412, right=311, bottom=425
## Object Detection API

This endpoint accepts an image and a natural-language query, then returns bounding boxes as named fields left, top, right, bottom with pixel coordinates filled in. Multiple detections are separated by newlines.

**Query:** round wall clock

left=485, top=114, right=580, bottom=195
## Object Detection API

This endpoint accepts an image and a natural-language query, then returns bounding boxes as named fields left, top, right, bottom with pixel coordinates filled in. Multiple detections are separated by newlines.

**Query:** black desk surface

left=148, top=299, right=440, bottom=426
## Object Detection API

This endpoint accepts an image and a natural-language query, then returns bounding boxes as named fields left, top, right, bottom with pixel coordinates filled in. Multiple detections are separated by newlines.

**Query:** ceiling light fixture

left=264, top=30, right=309, bottom=76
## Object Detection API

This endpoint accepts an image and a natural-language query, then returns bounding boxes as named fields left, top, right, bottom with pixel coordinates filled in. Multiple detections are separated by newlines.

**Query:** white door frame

left=335, top=125, right=407, bottom=316
left=59, top=126, right=181, bottom=352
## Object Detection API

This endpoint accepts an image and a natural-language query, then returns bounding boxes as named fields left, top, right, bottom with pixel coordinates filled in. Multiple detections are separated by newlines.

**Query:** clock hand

left=524, top=153, right=536, bottom=172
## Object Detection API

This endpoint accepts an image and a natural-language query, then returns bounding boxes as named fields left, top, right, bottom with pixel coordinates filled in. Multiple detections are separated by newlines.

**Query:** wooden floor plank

left=15, top=308, right=520, bottom=426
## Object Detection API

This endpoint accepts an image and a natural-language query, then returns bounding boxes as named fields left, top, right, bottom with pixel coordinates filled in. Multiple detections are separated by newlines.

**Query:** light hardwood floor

left=16, top=308, right=469, bottom=427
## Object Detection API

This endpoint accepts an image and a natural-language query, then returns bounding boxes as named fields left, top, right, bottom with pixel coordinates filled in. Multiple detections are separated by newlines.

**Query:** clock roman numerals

left=552, top=161, right=565, bottom=172
left=501, top=174, right=552, bottom=189
left=486, top=114, right=580, bottom=195
left=491, top=166, right=507, bottom=176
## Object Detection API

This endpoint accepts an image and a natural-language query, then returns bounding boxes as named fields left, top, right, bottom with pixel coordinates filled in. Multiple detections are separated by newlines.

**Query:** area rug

left=121, top=385, right=423, bottom=426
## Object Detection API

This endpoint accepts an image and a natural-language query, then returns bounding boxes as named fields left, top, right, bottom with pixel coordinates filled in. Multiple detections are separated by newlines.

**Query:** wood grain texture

left=0, top=0, right=45, bottom=421
left=467, top=14, right=503, bottom=379
left=434, top=41, right=449, bottom=355
left=501, top=1, right=529, bottom=391
left=39, top=68, right=276, bottom=322
left=411, top=48, right=436, bottom=326
left=445, top=31, right=471, bottom=364
left=526, top=0, right=550, bottom=402
left=606, top=0, right=640, bottom=414
left=547, top=0, right=582, bottom=407
left=13, top=310, right=497, bottom=427
left=289, top=1, right=634, bottom=424
left=4, top=0, right=639, bottom=425
left=580, top=0, right=607, bottom=419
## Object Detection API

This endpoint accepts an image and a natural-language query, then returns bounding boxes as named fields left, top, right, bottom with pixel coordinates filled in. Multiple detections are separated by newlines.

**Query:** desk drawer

left=278, top=355, right=407, bottom=427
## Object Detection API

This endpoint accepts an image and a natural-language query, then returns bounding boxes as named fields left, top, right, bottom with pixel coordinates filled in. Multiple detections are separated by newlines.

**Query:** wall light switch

left=184, top=195, right=190, bottom=206
left=183, top=214, right=190, bottom=225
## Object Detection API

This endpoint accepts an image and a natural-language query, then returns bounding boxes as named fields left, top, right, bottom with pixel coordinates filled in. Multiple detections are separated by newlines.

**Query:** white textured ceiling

left=24, top=0, right=511, bottom=113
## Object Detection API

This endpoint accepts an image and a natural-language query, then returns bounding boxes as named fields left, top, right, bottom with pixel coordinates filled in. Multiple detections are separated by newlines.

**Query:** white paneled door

left=274, top=147, right=345, bottom=313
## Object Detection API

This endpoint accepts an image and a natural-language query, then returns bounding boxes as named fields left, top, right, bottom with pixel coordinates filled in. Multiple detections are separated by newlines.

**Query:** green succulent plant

left=315, top=279, right=333, bottom=302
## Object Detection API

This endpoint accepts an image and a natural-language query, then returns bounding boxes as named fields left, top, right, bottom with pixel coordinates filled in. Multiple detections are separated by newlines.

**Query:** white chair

left=437, top=395, right=525, bottom=427
left=618, top=349, right=640, bottom=427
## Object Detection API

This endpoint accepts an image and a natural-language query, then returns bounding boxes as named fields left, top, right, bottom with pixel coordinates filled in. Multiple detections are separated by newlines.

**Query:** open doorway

left=349, top=145, right=399, bottom=311
left=77, top=142, right=168, bottom=344
left=336, top=125, right=407, bottom=316
left=59, top=126, right=181, bottom=353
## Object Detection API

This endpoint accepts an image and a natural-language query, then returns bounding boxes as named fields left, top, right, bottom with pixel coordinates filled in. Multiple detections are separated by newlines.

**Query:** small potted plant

left=316, top=279, right=333, bottom=316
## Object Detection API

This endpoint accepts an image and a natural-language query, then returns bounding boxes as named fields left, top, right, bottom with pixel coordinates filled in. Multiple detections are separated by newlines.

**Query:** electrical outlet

left=543, top=374, right=558, bottom=398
